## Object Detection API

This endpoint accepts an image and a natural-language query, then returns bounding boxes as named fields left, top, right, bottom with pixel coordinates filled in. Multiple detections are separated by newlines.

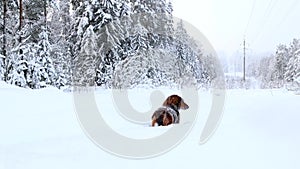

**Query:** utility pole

left=243, top=37, right=246, bottom=81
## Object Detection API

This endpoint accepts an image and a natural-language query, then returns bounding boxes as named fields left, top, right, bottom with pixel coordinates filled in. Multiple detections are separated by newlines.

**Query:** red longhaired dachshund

left=151, top=95, right=189, bottom=126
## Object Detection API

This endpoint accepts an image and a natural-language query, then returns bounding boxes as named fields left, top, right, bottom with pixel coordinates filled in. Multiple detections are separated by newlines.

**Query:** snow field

left=0, top=82, right=299, bottom=169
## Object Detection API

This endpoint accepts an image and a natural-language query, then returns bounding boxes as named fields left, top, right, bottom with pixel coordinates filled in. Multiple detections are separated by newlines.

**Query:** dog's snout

left=181, top=101, right=189, bottom=110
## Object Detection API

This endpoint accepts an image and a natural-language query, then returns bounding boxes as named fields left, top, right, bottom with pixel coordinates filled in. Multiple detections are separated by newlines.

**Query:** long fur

left=151, top=95, right=189, bottom=126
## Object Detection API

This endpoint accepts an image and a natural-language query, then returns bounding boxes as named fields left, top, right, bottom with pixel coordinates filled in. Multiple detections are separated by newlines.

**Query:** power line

left=244, top=0, right=257, bottom=36
left=251, top=0, right=299, bottom=46
left=250, top=0, right=279, bottom=45
left=263, top=0, right=278, bottom=19
left=277, top=0, right=299, bottom=27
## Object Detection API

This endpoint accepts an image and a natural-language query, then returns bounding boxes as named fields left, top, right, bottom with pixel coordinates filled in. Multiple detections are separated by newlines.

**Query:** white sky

left=172, top=0, right=300, bottom=58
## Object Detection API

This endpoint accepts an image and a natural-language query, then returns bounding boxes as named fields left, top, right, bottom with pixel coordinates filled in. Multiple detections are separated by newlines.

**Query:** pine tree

left=0, top=0, right=7, bottom=80
left=3, top=0, right=60, bottom=89
left=49, top=0, right=72, bottom=88
left=6, top=43, right=34, bottom=88
left=71, top=0, right=83, bottom=11
left=112, top=48, right=177, bottom=88
left=288, top=39, right=300, bottom=57
left=4, top=0, right=27, bottom=86
left=73, top=25, right=97, bottom=87
left=1, top=0, right=19, bottom=81
left=0, top=55, right=4, bottom=81
left=173, top=20, right=205, bottom=87
left=23, top=0, right=45, bottom=43
left=70, top=0, right=123, bottom=56
left=69, top=0, right=125, bottom=87
left=34, top=26, right=57, bottom=88
left=2, top=0, right=214, bottom=89
left=0, top=0, right=4, bottom=79
left=268, top=44, right=290, bottom=87
left=258, top=56, right=273, bottom=88
left=130, top=0, right=173, bottom=48
left=152, top=0, right=173, bottom=48
left=285, top=49, right=300, bottom=83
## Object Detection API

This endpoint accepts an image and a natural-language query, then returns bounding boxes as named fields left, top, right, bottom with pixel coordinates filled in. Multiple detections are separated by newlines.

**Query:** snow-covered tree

left=73, top=25, right=97, bottom=87
left=0, top=0, right=4, bottom=79
left=2, top=0, right=59, bottom=89
left=112, top=48, right=178, bottom=88
left=70, top=0, right=123, bottom=55
left=6, top=43, right=33, bottom=88
left=256, top=55, right=275, bottom=88
left=70, top=0, right=125, bottom=87
left=32, top=26, right=57, bottom=88
left=285, top=49, right=300, bottom=83
left=274, top=44, right=289, bottom=80
left=71, top=0, right=83, bottom=11
left=0, top=0, right=7, bottom=72
left=1, top=0, right=214, bottom=90
left=265, top=44, right=290, bottom=88
left=288, top=39, right=300, bottom=57
left=130, top=0, right=173, bottom=48
left=257, top=38, right=300, bottom=89
left=1, top=0, right=19, bottom=81
left=5, top=27, right=57, bottom=89
left=49, top=0, right=72, bottom=88
left=24, top=0, right=45, bottom=43
left=173, top=19, right=208, bottom=87
left=49, top=0, right=71, bottom=42
left=0, top=55, right=5, bottom=80
left=284, top=39, right=300, bottom=84
left=3, top=0, right=26, bottom=85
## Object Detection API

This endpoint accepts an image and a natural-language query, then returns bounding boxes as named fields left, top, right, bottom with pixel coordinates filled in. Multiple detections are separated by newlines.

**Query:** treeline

left=248, top=38, right=300, bottom=89
left=0, top=0, right=219, bottom=89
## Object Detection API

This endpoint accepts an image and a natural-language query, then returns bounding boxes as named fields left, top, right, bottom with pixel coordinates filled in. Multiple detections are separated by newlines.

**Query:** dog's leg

left=163, top=113, right=172, bottom=126
left=151, top=119, right=156, bottom=127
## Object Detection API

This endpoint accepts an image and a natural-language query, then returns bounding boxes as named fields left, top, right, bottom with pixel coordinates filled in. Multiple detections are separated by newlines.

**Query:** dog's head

left=163, top=95, right=189, bottom=110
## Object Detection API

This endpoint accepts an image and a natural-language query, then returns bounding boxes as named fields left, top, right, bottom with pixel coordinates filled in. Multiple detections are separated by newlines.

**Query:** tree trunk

left=2, top=0, right=7, bottom=81
left=44, top=0, right=47, bottom=27
left=19, top=0, right=22, bottom=44
left=61, top=1, right=70, bottom=36
left=2, top=0, right=7, bottom=57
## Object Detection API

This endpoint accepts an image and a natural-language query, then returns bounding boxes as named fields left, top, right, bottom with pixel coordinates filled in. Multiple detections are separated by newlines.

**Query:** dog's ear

left=163, top=95, right=181, bottom=107
left=162, top=97, right=170, bottom=106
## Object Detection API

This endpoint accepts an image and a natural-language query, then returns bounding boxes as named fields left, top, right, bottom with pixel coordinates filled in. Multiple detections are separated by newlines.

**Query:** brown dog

left=151, top=95, right=189, bottom=126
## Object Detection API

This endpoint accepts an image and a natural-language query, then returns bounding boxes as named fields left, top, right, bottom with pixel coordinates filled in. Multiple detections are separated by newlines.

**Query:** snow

left=77, top=17, right=89, bottom=35
left=1, top=82, right=300, bottom=169
left=296, top=77, right=300, bottom=83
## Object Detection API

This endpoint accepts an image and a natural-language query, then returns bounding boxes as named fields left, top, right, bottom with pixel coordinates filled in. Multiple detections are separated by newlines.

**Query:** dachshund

left=151, top=95, right=189, bottom=126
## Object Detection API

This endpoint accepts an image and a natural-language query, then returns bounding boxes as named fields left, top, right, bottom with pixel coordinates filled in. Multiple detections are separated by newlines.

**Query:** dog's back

left=151, top=95, right=189, bottom=126
left=152, top=107, right=179, bottom=126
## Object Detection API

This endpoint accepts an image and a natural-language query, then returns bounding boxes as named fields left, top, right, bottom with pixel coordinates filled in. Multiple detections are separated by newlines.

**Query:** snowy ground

left=1, top=81, right=300, bottom=169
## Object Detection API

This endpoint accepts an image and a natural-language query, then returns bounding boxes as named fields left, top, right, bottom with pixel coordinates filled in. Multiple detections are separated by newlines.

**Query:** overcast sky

left=172, top=0, right=300, bottom=58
